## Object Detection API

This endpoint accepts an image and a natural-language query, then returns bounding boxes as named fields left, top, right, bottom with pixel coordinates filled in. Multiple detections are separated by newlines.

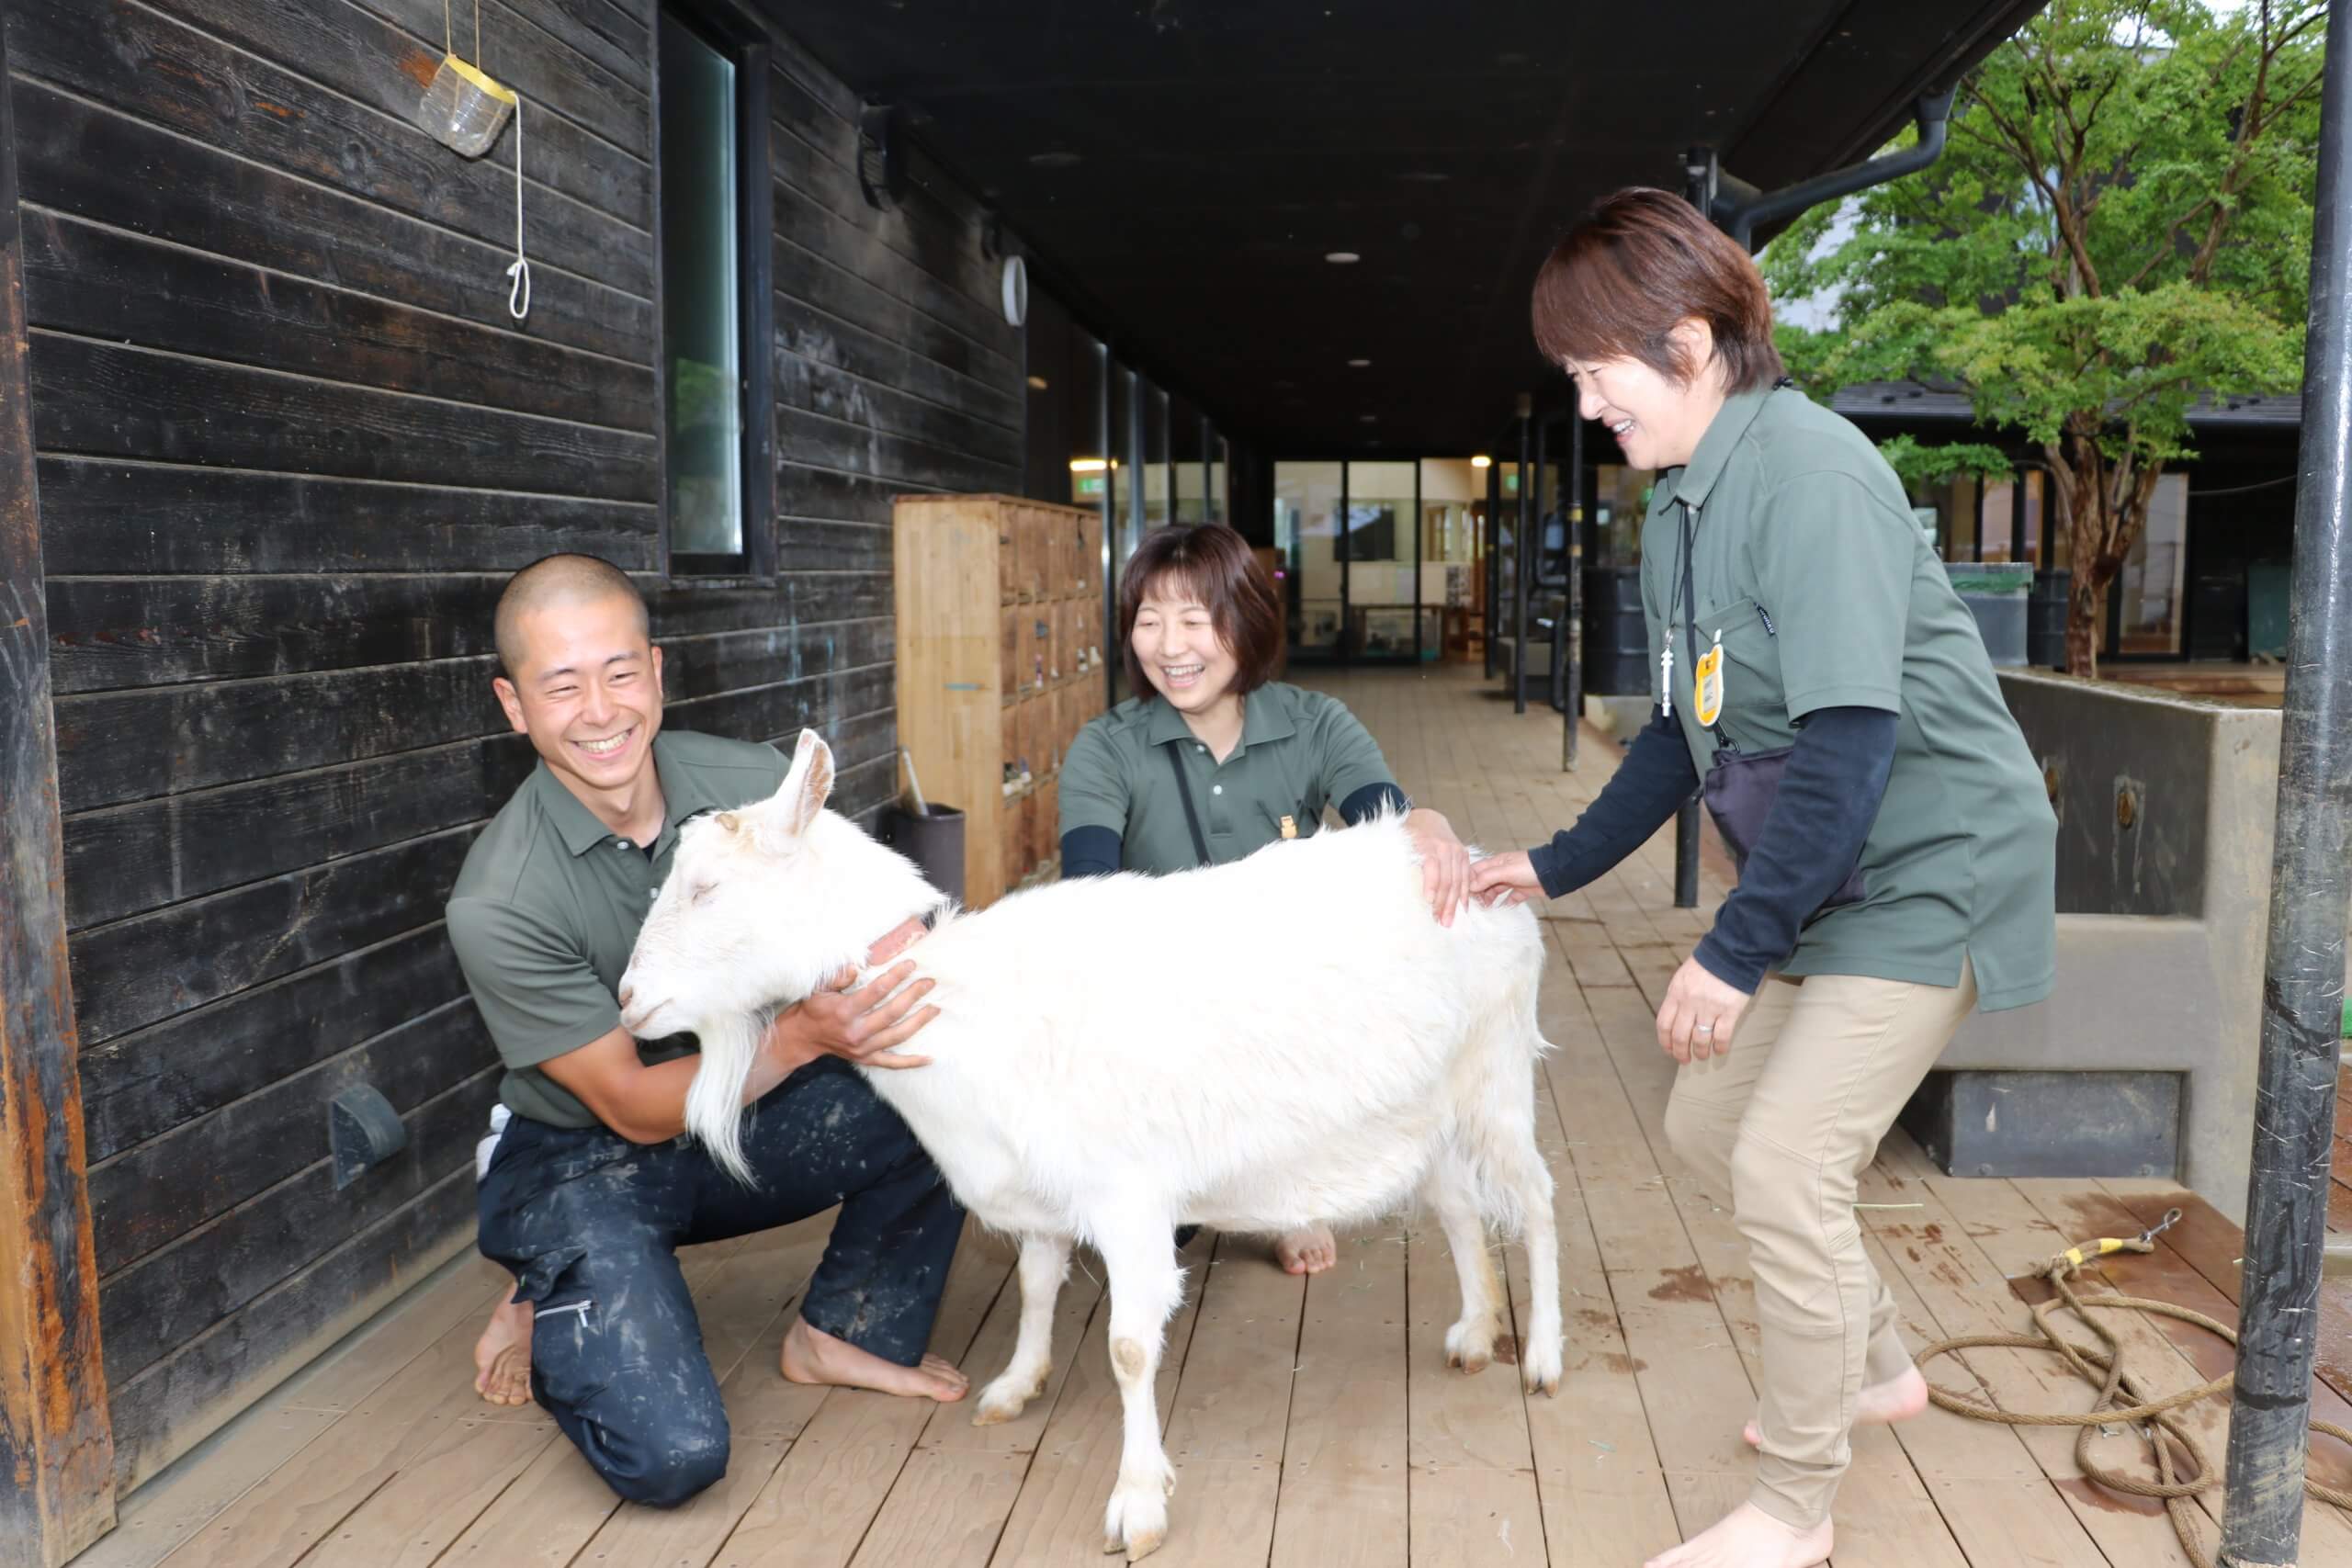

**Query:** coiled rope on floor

left=1912, top=1208, right=2352, bottom=1568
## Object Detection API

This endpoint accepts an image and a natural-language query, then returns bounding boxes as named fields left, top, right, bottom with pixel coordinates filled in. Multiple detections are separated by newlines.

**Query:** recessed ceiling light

left=1359, top=414, right=1378, bottom=423
left=1348, top=357, right=1372, bottom=367
left=1398, top=171, right=1451, bottom=184
left=1325, top=251, right=1360, bottom=265
left=1028, top=151, right=1081, bottom=168
left=1025, top=374, right=1049, bottom=390
left=1471, top=455, right=1493, bottom=468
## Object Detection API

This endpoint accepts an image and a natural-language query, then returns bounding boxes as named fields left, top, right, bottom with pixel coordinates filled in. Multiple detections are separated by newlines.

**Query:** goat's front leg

left=1093, top=1214, right=1185, bottom=1562
left=973, top=1232, right=1071, bottom=1426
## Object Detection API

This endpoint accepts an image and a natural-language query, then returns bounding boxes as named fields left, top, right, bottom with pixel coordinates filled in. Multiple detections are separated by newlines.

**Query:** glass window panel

left=1275, top=461, right=1344, bottom=656
left=2024, top=470, right=2050, bottom=569
left=659, top=8, right=743, bottom=561
left=1143, top=385, right=1170, bottom=526
left=2119, top=474, right=2189, bottom=656
left=1346, top=460, right=1417, bottom=660
left=1170, top=395, right=1204, bottom=524
left=1109, top=365, right=1136, bottom=570
left=1207, top=432, right=1228, bottom=524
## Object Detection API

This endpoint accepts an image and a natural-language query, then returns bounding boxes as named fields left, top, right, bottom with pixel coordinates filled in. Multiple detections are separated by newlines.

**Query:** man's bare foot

left=1274, top=1224, right=1338, bottom=1275
left=474, top=1296, right=534, bottom=1407
left=1645, top=1503, right=1832, bottom=1568
left=779, top=1317, right=969, bottom=1401
left=1743, top=1364, right=1928, bottom=1446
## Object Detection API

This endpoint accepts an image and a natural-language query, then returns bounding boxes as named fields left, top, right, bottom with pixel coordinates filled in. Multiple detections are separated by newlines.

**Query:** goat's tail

left=683, top=1011, right=764, bottom=1186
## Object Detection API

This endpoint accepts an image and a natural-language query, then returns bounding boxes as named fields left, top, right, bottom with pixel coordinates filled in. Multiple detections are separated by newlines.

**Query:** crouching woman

left=1056, top=523, right=1472, bottom=1274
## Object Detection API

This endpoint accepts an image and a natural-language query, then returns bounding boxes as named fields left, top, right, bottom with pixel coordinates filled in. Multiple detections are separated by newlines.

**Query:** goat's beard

left=682, top=1005, right=777, bottom=1186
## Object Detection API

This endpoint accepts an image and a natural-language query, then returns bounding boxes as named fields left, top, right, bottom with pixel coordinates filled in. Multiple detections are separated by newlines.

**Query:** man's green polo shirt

left=1057, top=680, right=1397, bottom=873
left=446, top=730, right=788, bottom=1128
left=1639, top=384, right=2057, bottom=1010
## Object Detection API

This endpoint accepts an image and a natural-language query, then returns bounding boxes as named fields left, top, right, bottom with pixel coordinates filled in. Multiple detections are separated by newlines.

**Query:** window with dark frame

left=657, top=1, right=772, bottom=578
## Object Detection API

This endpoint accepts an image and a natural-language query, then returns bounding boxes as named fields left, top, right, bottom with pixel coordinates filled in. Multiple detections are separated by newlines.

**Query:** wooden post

left=2221, top=3, right=2352, bottom=1562
left=0, top=18, right=119, bottom=1562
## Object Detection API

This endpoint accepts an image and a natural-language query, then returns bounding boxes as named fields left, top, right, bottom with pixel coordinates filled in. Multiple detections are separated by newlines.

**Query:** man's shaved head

left=494, top=554, right=649, bottom=679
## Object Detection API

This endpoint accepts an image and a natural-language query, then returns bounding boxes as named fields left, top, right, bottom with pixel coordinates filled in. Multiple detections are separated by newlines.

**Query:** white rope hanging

left=506, top=102, right=530, bottom=320
left=419, top=0, right=528, bottom=319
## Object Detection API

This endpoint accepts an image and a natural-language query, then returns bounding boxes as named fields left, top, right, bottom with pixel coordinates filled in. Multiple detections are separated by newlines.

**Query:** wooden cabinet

left=894, top=494, right=1107, bottom=908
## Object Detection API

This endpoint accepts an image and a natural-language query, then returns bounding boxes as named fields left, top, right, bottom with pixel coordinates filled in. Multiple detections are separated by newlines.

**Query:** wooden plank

left=68, top=826, right=475, bottom=1047
left=106, top=1170, right=476, bottom=1491
left=6, top=0, right=651, bottom=296
left=775, top=404, right=1020, bottom=498
left=768, top=213, right=1015, bottom=394
left=52, top=657, right=503, bottom=812
left=773, top=299, right=1023, bottom=443
left=34, top=460, right=652, bottom=579
left=23, top=215, right=653, bottom=437
left=28, top=336, right=656, bottom=502
left=774, top=345, right=1019, bottom=468
left=73, top=1254, right=509, bottom=1568
left=74, top=927, right=463, bottom=1163
left=1404, top=1220, right=1547, bottom=1568
left=1267, top=1231, right=1408, bottom=1568
left=10, top=85, right=650, bottom=366
left=91, top=1050, right=493, bottom=1361
left=128, top=0, right=650, bottom=228
left=0, top=8, right=116, bottom=1553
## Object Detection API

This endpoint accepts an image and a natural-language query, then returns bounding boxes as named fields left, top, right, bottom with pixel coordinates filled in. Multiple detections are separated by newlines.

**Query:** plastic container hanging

left=413, top=53, right=515, bottom=158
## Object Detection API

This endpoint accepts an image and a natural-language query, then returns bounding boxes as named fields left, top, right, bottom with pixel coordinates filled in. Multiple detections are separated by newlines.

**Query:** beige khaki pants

left=1662, top=959, right=1977, bottom=1530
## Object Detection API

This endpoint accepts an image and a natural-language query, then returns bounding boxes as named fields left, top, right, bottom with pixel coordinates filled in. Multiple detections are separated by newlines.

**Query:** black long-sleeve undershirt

left=1526, top=705, right=1896, bottom=993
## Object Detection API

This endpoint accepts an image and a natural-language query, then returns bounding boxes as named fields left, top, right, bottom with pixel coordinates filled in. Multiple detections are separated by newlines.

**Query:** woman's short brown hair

left=1530, top=186, right=1784, bottom=393
left=1117, top=524, right=1285, bottom=701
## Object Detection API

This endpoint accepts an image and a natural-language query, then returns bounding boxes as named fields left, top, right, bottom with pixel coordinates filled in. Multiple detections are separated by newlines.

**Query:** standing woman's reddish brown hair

left=1530, top=186, right=1785, bottom=392
left=1117, top=525, right=1286, bottom=700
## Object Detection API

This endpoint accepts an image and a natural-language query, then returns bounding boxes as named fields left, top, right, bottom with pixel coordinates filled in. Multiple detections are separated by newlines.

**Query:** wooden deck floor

left=77, top=662, right=2352, bottom=1568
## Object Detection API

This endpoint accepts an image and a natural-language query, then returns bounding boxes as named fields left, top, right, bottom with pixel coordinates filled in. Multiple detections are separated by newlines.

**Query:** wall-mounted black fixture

left=1686, top=89, right=1957, bottom=253
left=857, top=100, right=904, bottom=211
left=329, top=1084, right=407, bottom=1190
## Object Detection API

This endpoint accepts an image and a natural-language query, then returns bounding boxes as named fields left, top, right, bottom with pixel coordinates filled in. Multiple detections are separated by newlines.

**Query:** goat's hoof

left=972, top=1366, right=1047, bottom=1426
left=1103, top=1466, right=1174, bottom=1559
left=1444, top=1317, right=1498, bottom=1375
left=1521, top=1335, right=1564, bottom=1397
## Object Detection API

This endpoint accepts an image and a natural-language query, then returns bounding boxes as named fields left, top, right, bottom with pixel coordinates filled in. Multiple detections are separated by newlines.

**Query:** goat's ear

left=777, top=728, right=836, bottom=838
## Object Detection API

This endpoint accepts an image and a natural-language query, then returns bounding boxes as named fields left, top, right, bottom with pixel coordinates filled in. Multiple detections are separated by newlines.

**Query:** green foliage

left=1763, top=0, right=2325, bottom=672
left=1874, top=435, right=2015, bottom=490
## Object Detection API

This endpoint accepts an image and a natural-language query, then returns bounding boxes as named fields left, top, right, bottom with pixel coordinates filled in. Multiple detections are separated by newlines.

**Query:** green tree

left=1765, top=0, right=2323, bottom=677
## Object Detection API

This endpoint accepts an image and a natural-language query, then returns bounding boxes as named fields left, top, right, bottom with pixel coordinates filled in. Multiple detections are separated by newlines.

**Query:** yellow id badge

left=1693, top=633, right=1724, bottom=728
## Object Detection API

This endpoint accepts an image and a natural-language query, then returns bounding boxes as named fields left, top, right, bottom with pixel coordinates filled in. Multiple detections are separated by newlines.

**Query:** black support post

left=1484, top=456, right=1502, bottom=677
left=1513, top=394, right=1532, bottom=715
left=1564, top=414, right=1584, bottom=772
left=2221, top=6, right=2352, bottom=1563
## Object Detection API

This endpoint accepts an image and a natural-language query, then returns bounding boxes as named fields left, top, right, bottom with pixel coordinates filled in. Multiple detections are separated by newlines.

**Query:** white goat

left=618, top=730, right=1563, bottom=1562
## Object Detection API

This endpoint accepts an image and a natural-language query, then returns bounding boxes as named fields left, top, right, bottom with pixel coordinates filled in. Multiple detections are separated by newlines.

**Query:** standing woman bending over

left=1057, top=522, right=1473, bottom=1274
left=1471, top=188, right=2055, bottom=1568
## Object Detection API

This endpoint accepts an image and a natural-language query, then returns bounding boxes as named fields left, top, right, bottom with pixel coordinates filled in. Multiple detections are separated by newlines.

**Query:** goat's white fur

left=620, top=729, right=1565, bottom=1562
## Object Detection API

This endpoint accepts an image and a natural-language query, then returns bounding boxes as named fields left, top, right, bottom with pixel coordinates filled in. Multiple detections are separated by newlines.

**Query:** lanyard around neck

left=1673, top=500, right=1731, bottom=749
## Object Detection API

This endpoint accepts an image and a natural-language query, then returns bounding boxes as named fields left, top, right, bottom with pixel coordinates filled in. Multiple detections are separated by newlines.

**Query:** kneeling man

left=450, top=553, right=966, bottom=1506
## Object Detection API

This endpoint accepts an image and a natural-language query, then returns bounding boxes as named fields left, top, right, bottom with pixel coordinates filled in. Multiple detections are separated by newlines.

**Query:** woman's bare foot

left=1274, top=1224, right=1338, bottom=1275
left=1743, top=1364, right=1928, bottom=1446
left=473, top=1297, right=534, bottom=1407
left=779, top=1317, right=969, bottom=1401
left=1645, top=1503, right=1832, bottom=1568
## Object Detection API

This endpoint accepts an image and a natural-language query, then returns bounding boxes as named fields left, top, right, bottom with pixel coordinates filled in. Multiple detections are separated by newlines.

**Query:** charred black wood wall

left=2, top=0, right=1020, bottom=1488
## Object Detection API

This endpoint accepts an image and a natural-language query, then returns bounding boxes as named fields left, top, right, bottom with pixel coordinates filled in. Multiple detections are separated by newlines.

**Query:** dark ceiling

left=775, top=0, right=2048, bottom=455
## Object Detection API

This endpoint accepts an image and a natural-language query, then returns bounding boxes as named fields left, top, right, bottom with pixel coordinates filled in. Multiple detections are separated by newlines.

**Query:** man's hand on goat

left=769, top=959, right=941, bottom=1073
left=1655, top=955, right=1751, bottom=1065
left=1406, top=807, right=1471, bottom=927
left=1467, top=849, right=1541, bottom=909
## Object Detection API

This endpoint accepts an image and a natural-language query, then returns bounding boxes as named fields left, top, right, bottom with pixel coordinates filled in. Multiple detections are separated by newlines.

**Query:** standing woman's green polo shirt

left=446, top=730, right=789, bottom=1127
left=1058, top=681, right=1402, bottom=874
left=1640, top=385, right=2057, bottom=1010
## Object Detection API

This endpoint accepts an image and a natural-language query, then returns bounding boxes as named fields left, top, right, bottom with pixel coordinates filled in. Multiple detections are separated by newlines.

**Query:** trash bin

left=2028, top=569, right=2070, bottom=671
left=878, top=803, right=966, bottom=906
left=1581, top=565, right=1648, bottom=696
left=1947, top=562, right=2032, bottom=667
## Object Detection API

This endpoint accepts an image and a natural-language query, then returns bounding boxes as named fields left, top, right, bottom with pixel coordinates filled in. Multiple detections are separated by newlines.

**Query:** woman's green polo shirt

left=1641, top=385, right=2057, bottom=1010
left=1057, top=681, right=1399, bottom=874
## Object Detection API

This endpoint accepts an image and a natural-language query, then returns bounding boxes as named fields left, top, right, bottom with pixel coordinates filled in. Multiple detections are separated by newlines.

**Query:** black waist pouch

left=1700, top=744, right=1867, bottom=911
